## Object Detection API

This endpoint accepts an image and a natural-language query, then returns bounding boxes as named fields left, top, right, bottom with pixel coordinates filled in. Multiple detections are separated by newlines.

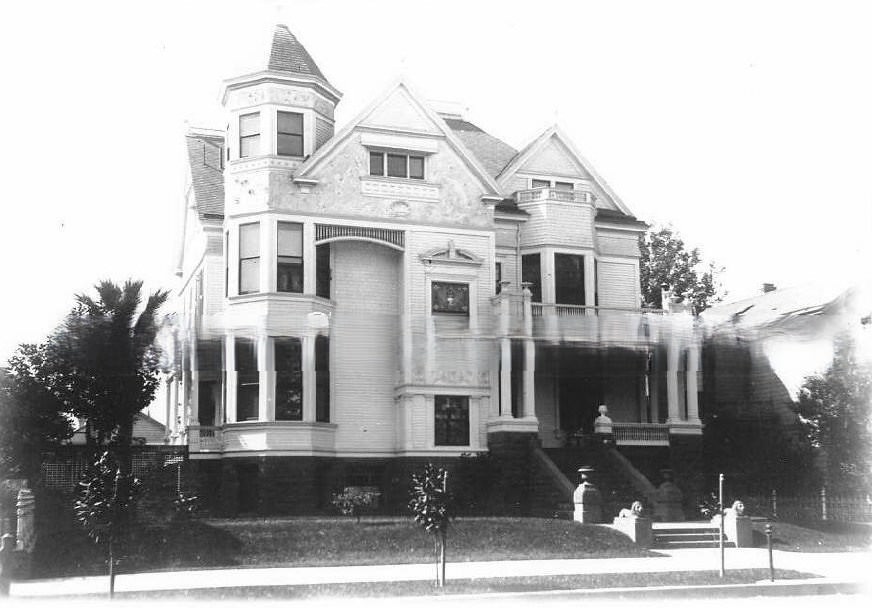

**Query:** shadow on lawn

left=31, top=520, right=242, bottom=579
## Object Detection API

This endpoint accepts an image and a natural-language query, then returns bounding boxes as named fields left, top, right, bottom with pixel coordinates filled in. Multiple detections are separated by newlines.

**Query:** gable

left=519, top=136, right=589, bottom=179
left=359, top=86, right=442, bottom=134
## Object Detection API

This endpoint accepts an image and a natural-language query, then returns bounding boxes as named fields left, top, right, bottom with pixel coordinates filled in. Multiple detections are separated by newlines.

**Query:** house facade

left=166, top=25, right=704, bottom=515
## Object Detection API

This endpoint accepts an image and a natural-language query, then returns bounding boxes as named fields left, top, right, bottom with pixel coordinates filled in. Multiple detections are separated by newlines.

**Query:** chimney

left=762, top=283, right=776, bottom=294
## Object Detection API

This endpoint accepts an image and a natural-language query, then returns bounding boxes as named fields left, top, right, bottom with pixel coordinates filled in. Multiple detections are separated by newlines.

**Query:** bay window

left=235, top=338, right=258, bottom=421
left=277, top=111, right=304, bottom=157
left=277, top=222, right=303, bottom=293
left=555, top=253, right=585, bottom=305
left=275, top=338, right=303, bottom=421
left=239, top=112, right=260, bottom=158
left=239, top=223, right=260, bottom=295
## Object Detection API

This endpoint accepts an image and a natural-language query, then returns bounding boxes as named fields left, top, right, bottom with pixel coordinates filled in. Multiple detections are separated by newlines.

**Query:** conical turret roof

left=268, top=24, right=329, bottom=83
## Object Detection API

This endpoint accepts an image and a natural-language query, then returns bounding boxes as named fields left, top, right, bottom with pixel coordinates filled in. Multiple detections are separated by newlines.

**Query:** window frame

left=276, top=110, right=304, bottom=157
left=368, top=150, right=426, bottom=180
left=239, top=112, right=261, bottom=159
left=430, top=281, right=470, bottom=316
left=238, top=222, right=260, bottom=295
left=276, top=221, right=304, bottom=294
left=434, top=395, right=470, bottom=447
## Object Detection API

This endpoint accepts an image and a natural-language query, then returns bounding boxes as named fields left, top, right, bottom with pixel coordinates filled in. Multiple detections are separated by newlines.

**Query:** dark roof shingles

left=443, top=118, right=517, bottom=178
left=186, top=134, right=225, bottom=219
left=268, top=25, right=328, bottom=83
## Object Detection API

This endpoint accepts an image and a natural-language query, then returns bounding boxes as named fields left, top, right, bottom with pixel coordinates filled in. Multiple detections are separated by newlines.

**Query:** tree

left=408, top=464, right=453, bottom=587
left=74, top=451, right=141, bottom=598
left=0, top=344, right=73, bottom=481
left=639, top=226, right=723, bottom=313
left=43, top=280, right=167, bottom=469
left=795, top=334, right=872, bottom=493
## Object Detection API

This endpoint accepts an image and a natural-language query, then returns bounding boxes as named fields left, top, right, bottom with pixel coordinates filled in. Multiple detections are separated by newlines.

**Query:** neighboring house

left=69, top=412, right=168, bottom=446
left=165, top=25, right=706, bottom=515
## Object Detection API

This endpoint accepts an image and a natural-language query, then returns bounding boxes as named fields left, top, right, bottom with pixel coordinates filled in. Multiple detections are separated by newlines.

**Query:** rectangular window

left=198, top=380, right=218, bottom=426
left=277, top=222, right=303, bottom=293
left=495, top=262, right=502, bottom=294
left=235, top=339, right=259, bottom=421
left=435, top=395, right=469, bottom=446
left=369, top=151, right=425, bottom=179
left=554, top=181, right=574, bottom=191
left=431, top=282, right=469, bottom=315
left=315, top=336, right=330, bottom=422
left=239, top=223, right=260, bottom=294
left=369, top=151, right=384, bottom=176
left=555, top=253, right=585, bottom=305
left=521, top=253, right=542, bottom=302
left=277, top=111, right=304, bottom=157
left=316, top=243, right=331, bottom=299
left=531, top=179, right=550, bottom=189
left=224, top=230, right=229, bottom=297
left=239, top=112, right=260, bottom=158
left=275, top=338, right=302, bottom=421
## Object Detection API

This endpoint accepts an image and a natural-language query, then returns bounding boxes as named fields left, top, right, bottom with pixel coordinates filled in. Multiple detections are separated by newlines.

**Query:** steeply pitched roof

left=268, top=24, right=330, bottom=84
left=443, top=118, right=517, bottom=178
left=185, top=132, right=225, bottom=219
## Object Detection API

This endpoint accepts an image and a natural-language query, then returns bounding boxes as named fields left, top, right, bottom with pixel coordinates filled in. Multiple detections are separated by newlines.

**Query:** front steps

left=653, top=522, right=737, bottom=549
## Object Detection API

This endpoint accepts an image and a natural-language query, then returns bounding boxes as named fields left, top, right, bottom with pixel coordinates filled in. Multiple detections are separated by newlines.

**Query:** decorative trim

left=315, top=224, right=404, bottom=249
left=360, top=177, right=440, bottom=202
left=486, top=418, right=539, bottom=433
left=419, top=240, right=484, bottom=266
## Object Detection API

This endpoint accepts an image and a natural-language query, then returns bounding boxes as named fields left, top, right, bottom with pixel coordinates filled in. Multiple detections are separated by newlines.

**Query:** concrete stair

left=653, top=522, right=736, bottom=549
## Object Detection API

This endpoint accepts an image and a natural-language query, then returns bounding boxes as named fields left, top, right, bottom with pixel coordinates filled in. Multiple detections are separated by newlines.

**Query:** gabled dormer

left=221, top=25, right=341, bottom=167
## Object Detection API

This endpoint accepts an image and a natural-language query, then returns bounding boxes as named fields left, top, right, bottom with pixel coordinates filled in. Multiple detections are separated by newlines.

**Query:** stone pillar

left=573, top=468, right=602, bottom=524
left=15, top=485, right=35, bottom=553
left=224, top=333, right=237, bottom=423
left=666, top=341, right=681, bottom=423
left=686, top=344, right=700, bottom=423
left=612, top=512, right=653, bottom=547
left=302, top=333, right=316, bottom=422
left=257, top=335, right=274, bottom=421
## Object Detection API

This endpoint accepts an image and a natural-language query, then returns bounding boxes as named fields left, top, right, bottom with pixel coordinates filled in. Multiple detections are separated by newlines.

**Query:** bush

left=331, top=487, right=378, bottom=523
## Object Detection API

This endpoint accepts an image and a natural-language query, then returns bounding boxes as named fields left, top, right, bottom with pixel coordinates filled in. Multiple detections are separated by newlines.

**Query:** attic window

left=369, top=151, right=424, bottom=180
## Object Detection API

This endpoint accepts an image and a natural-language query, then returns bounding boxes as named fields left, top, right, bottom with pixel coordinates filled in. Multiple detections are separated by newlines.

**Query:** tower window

left=277, top=222, right=303, bottom=293
left=239, top=112, right=260, bottom=158
left=277, top=111, right=304, bottom=157
left=239, top=223, right=260, bottom=294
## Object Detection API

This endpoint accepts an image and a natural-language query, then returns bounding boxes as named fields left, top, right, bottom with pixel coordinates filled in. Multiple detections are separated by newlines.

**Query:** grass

left=32, top=516, right=654, bottom=578
left=752, top=519, right=872, bottom=552
left=98, top=569, right=814, bottom=600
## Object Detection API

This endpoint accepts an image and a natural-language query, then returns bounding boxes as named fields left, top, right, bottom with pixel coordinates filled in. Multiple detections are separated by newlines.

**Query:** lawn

left=752, top=519, right=872, bottom=552
left=99, top=569, right=814, bottom=600
left=33, top=516, right=654, bottom=578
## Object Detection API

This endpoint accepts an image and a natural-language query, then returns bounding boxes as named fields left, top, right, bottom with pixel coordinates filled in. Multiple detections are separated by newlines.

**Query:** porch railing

left=190, top=426, right=223, bottom=451
left=613, top=423, right=670, bottom=446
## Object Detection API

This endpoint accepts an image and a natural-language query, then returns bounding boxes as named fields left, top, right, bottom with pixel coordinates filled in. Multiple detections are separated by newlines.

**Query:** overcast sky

left=1, top=0, right=870, bottom=362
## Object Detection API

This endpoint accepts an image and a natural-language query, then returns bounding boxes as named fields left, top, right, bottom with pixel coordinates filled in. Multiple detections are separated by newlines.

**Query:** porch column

left=257, top=334, right=274, bottom=421
left=303, top=222, right=316, bottom=294
left=686, top=344, right=700, bottom=423
left=542, top=248, right=555, bottom=304
left=584, top=254, right=596, bottom=315
left=522, top=286, right=536, bottom=419
left=649, top=351, right=660, bottom=423
left=189, top=338, right=199, bottom=426
left=500, top=338, right=512, bottom=417
left=224, top=332, right=237, bottom=423
left=666, top=340, right=681, bottom=422
left=302, top=333, right=316, bottom=422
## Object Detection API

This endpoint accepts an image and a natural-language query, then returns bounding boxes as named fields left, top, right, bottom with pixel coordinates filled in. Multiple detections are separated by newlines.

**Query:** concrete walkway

left=8, top=548, right=872, bottom=597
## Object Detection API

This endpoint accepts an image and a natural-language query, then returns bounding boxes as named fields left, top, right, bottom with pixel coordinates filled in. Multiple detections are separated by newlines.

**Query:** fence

left=743, top=489, right=872, bottom=523
left=40, top=446, right=188, bottom=492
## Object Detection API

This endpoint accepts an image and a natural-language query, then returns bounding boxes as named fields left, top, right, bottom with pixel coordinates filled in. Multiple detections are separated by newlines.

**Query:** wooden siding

left=596, top=260, right=638, bottom=308
left=519, top=202, right=594, bottom=248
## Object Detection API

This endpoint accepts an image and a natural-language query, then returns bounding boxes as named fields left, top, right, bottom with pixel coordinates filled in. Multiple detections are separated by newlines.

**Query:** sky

left=1, top=0, right=870, bottom=362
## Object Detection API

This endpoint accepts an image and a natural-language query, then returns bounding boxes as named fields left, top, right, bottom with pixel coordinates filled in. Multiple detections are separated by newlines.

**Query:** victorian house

left=167, top=25, right=704, bottom=515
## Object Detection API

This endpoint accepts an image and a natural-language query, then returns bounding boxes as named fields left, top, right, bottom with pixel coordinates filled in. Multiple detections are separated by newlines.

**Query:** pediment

left=359, top=86, right=442, bottom=134
left=520, top=136, right=589, bottom=178
left=419, top=240, right=483, bottom=266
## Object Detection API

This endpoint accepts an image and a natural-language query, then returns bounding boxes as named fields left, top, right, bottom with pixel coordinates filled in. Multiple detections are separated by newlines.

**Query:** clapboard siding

left=597, top=232, right=640, bottom=257
left=597, top=260, right=638, bottom=308
left=519, top=202, right=594, bottom=248
left=331, top=241, right=400, bottom=451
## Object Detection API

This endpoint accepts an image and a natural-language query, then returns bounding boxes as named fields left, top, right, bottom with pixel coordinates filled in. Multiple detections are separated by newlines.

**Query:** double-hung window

left=277, top=222, right=303, bottom=293
left=239, top=223, right=260, bottom=295
left=235, top=338, right=259, bottom=421
left=277, top=111, right=304, bottom=157
left=275, top=338, right=303, bottom=421
left=239, top=112, right=260, bottom=158
left=369, top=151, right=425, bottom=179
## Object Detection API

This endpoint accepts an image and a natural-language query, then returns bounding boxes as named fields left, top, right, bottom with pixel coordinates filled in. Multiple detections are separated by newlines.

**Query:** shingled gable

left=497, top=125, right=636, bottom=217
left=185, top=130, right=225, bottom=220
left=293, top=79, right=504, bottom=201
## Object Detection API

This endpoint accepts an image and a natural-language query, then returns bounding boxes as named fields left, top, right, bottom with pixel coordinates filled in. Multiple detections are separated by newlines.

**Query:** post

left=820, top=486, right=827, bottom=521
left=765, top=524, right=774, bottom=582
left=718, top=473, right=725, bottom=578
left=0, top=534, right=14, bottom=597
left=771, top=489, right=777, bottom=519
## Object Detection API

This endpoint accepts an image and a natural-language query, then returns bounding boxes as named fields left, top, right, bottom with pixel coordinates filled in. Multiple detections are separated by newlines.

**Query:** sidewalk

left=9, top=548, right=871, bottom=598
